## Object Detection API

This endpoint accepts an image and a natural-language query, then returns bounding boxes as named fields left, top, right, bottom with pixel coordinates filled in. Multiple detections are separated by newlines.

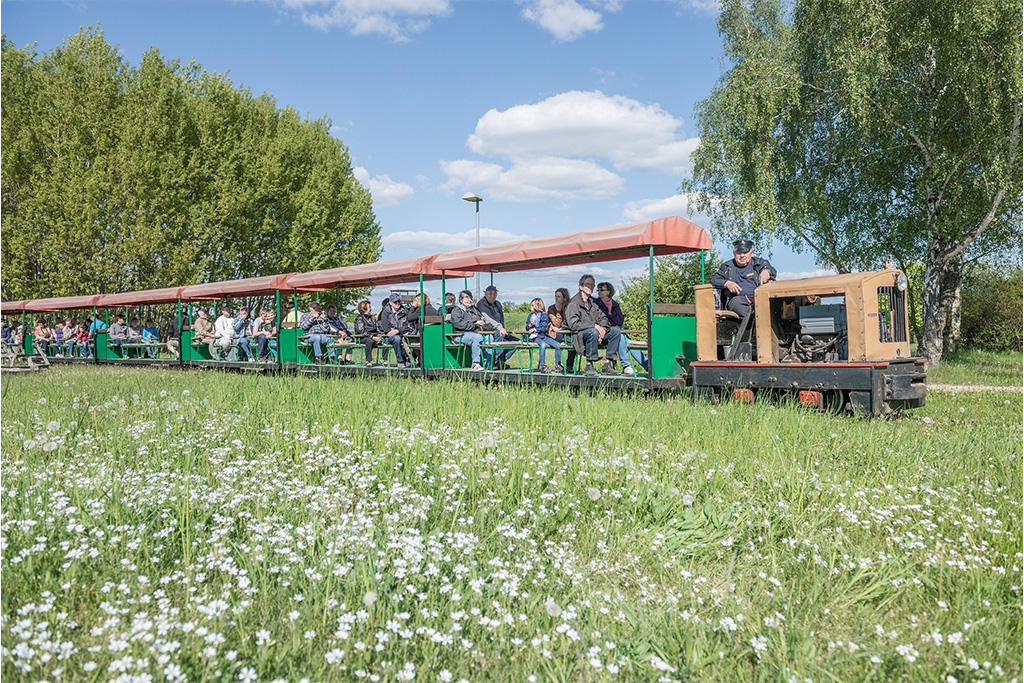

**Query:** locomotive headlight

left=896, top=273, right=908, bottom=291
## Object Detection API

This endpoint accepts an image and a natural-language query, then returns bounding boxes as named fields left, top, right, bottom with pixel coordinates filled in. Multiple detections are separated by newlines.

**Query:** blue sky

left=3, top=0, right=828, bottom=305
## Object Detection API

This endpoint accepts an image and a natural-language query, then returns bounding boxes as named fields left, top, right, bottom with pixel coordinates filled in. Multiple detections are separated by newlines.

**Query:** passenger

left=75, top=324, right=90, bottom=358
left=192, top=309, right=215, bottom=355
left=380, top=293, right=413, bottom=368
left=451, top=290, right=492, bottom=372
left=34, top=321, right=54, bottom=355
left=526, top=298, right=563, bottom=374
left=128, top=317, right=144, bottom=341
left=167, top=312, right=187, bottom=360
left=407, top=294, right=438, bottom=335
left=52, top=320, right=65, bottom=357
left=108, top=314, right=129, bottom=354
left=213, top=307, right=235, bottom=360
left=233, top=308, right=253, bottom=361
left=63, top=319, right=77, bottom=357
left=564, top=274, right=623, bottom=376
left=548, top=287, right=572, bottom=372
left=595, top=282, right=641, bottom=376
left=477, top=285, right=519, bottom=369
left=709, top=239, right=776, bottom=319
left=354, top=299, right=384, bottom=367
left=325, top=305, right=354, bottom=364
left=299, top=301, right=335, bottom=363
left=1, top=319, right=12, bottom=349
left=88, top=316, right=108, bottom=341
left=280, top=302, right=299, bottom=329
left=142, top=319, right=160, bottom=359
left=254, top=308, right=278, bottom=362
left=443, top=292, right=456, bottom=317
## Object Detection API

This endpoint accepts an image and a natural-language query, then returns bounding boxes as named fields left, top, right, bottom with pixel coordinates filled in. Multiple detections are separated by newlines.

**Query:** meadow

left=1, top=365, right=1020, bottom=682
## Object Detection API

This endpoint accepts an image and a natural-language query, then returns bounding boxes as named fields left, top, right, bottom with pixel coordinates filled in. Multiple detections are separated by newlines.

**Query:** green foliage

left=685, top=0, right=1023, bottom=361
left=618, top=251, right=717, bottom=330
left=959, top=265, right=1023, bottom=352
left=1, top=28, right=381, bottom=302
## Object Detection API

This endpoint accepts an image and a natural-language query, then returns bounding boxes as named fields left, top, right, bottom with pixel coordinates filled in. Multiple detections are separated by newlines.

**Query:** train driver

left=709, top=239, right=777, bottom=319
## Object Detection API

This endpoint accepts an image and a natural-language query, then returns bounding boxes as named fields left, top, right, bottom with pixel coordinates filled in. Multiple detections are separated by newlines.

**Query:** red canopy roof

left=286, top=256, right=472, bottom=292
left=180, top=273, right=296, bottom=300
left=1, top=300, right=28, bottom=313
left=431, top=216, right=713, bottom=273
left=24, top=295, right=103, bottom=312
left=100, top=287, right=186, bottom=307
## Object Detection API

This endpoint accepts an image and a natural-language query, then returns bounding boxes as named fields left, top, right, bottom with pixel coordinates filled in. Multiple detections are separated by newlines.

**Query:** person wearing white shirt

left=212, top=307, right=235, bottom=360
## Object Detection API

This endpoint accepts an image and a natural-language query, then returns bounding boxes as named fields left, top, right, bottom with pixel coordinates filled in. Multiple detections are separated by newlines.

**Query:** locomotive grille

left=877, top=287, right=908, bottom=343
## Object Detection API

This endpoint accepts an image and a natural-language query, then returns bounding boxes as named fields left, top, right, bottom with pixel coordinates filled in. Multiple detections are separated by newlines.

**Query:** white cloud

left=354, top=166, right=415, bottom=206
left=382, top=227, right=531, bottom=252
left=777, top=268, right=837, bottom=281
left=519, top=0, right=604, bottom=42
left=673, top=0, right=721, bottom=15
left=273, top=0, right=452, bottom=42
left=467, top=90, right=699, bottom=174
left=440, top=157, right=623, bottom=202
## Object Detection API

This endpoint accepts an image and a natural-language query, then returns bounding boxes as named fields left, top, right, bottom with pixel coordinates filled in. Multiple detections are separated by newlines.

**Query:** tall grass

left=1, top=366, right=1020, bottom=682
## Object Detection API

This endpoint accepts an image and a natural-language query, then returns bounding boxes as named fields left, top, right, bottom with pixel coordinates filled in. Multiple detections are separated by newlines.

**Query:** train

left=1, top=216, right=925, bottom=415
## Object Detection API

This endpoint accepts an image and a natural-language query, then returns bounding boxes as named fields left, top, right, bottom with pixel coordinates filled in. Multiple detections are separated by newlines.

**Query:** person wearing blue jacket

left=232, top=308, right=253, bottom=361
left=526, top=298, right=563, bottom=374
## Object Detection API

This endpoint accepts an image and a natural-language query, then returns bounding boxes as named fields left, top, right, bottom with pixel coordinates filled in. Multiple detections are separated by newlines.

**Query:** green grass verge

left=1, top=366, right=1020, bottom=682
left=926, top=349, right=1023, bottom=387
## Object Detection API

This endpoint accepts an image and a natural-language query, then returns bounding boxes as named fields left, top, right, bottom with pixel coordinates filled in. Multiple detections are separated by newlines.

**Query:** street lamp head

left=462, top=192, right=483, bottom=203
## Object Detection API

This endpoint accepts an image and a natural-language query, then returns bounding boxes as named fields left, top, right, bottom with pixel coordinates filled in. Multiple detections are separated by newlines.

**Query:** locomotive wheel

left=693, top=385, right=721, bottom=404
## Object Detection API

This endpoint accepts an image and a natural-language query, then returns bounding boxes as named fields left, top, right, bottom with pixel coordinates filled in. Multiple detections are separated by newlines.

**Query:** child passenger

left=525, top=298, right=563, bottom=374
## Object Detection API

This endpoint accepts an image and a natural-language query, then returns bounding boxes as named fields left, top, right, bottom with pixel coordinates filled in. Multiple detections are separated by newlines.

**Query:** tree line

left=683, top=0, right=1022, bottom=365
left=1, top=27, right=381, bottom=306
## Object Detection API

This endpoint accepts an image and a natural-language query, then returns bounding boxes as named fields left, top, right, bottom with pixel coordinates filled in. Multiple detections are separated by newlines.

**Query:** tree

left=1, top=27, right=381, bottom=304
left=685, top=0, right=1022, bottom=365
left=958, top=263, right=1023, bottom=352
left=618, top=251, right=718, bottom=331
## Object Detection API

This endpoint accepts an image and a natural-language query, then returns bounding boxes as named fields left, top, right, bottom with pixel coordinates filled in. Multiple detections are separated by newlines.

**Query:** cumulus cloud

left=440, top=157, right=623, bottom=202
left=354, top=167, right=415, bottom=206
left=467, top=90, right=699, bottom=174
left=272, top=0, right=451, bottom=42
left=777, top=268, right=837, bottom=281
left=382, top=227, right=532, bottom=252
left=441, top=91, right=699, bottom=201
left=519, top=0, right=607, bottom=42
left=622, top=192, right=717, bottom=225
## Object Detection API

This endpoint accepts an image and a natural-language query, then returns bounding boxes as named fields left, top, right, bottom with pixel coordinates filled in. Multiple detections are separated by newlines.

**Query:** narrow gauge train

left=1, top=216, right=925, bottom=415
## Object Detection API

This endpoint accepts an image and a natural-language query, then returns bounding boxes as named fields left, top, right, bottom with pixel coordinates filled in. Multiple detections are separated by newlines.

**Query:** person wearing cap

left=192, top=310, right=214, bottom=355
left=380, top=293, right=414, bottom=368
left=709, top=239, right=777, bottom=319
left=299, top=301, right=336, bottom=363
left=477, top=285, right=519, bottom=369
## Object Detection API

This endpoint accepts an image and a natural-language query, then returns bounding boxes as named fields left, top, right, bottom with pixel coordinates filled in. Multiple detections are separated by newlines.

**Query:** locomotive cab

left=692, top=270, right=926, bottom=415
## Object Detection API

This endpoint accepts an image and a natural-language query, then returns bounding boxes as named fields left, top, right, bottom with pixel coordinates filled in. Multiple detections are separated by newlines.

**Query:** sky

left=3, top=0, right=830, bottom=305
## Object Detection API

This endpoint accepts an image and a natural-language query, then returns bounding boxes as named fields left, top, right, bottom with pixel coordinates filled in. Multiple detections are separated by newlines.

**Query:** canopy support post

left=700, top=249, right=705, bottom=284
left=649, top=246, right=655, bottom=315
left=441, top=273, right=446, bottom=372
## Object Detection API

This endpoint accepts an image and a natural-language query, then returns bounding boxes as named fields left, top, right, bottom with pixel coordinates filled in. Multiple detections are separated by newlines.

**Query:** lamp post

left=462, top=192, right=483, bottom=299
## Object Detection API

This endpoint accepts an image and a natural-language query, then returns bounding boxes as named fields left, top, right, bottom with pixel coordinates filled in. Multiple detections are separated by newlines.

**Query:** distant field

left=1, top=365, right=1020, bottom=682
left=926, top=349, right=1023, bottom=387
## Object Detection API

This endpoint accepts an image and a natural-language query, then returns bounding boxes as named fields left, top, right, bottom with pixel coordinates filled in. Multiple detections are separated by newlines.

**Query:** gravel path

left=928, top=384, right=1023, bottom=393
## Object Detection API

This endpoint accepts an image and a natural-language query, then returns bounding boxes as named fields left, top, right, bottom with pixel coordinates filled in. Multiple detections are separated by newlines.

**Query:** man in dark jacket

left=563, top=274, right=623, bottom=376
left=477, top=285, right=519, bottom=368
left=299, top=302, right=335, bottom=363
left=380, top=293, right=413, bottom=368
left=709, top=239, right=776, bottom=319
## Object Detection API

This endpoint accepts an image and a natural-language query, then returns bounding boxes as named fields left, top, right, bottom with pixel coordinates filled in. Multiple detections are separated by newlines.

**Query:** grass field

left=926, top=350, right=1023, bottom=388
left=1, top=365, right=1020, bottom=682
